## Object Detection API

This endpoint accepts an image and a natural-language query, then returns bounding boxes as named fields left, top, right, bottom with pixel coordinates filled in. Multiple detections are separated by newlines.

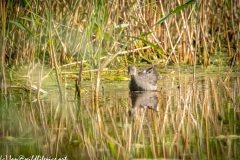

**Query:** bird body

left=128, top=64, right=158, bottom=91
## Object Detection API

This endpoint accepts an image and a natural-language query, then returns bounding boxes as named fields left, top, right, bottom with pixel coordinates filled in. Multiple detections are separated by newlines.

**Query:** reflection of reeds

left=1, top=76, right=240, bottom=159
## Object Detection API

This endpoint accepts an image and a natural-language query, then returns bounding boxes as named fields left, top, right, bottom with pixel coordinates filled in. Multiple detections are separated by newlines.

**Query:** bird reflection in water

left=128, top=91, right=159, bottom=118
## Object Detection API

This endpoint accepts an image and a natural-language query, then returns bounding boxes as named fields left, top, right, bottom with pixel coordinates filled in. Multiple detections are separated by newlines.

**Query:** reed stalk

left=0, top=1, right=7, bottom=96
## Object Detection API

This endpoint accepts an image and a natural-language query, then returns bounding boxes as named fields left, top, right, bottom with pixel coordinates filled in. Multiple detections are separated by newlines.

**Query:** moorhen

left=128, top=64, right=158, bottom=91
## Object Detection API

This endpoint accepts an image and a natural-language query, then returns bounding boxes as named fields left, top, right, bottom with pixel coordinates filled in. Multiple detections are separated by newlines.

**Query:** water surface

left=0, top=66, right=240, bottom=160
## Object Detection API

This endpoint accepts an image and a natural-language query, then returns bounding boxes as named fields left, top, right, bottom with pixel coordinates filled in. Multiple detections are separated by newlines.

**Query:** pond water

left=0, top=65, right=240, bottom=160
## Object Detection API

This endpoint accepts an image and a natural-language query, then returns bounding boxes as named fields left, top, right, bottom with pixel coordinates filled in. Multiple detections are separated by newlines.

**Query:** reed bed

left=0, top=0, right=239, bottom=93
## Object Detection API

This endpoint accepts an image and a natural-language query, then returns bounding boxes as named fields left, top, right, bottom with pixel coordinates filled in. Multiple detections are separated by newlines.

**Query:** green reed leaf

left=132, top=36, right=166, bottom=58
left=140, top=32, right=153, bottom=37
left=171, top=0, right=196, bottom=14
left=155, top=13, right=171, bottom=25
left=9, top=20, right=34, bottom=36
left=107, top=140, right=117, bottom=156
left=154, top=0, right=196, bottom=25
left=20, top=16, right=32, bottom=22
left=9, top=20, right=25, bottom=30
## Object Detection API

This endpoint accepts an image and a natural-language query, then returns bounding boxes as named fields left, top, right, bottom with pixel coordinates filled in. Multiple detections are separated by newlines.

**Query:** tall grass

left=0, top=0, right=239, bottom=92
